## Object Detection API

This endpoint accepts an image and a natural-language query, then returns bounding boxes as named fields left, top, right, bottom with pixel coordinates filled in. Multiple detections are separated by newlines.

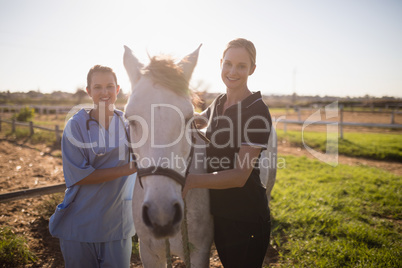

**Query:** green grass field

left=270, top=155, right=401, bottom=267
left=277, top=130, right=402, bottom=162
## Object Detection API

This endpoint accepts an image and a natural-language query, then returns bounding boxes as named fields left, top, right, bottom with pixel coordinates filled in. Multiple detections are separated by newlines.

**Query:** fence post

left=340, top=105, right=344, bottom=139
left=391, top=110, right=395, bottom=124
left=29, top=121, right=34, bottom=136
left=12, top=119, right=16, bottom=133
left=284, top=105, right=288, bottom=133
left=297, top=107, right=301, bottom=121
left=55, top=125, right=61, bottom=142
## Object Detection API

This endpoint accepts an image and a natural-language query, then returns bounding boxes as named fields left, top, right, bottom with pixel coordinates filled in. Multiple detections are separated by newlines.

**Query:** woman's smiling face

left=86, top=71, right=120, bottom=109
left=220, top=47, right=255, bottom=91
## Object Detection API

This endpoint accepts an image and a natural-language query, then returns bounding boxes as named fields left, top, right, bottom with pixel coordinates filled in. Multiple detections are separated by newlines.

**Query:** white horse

left=123, top=45, right=277, bottom=267
left=124, top=45, right=213, bottom=267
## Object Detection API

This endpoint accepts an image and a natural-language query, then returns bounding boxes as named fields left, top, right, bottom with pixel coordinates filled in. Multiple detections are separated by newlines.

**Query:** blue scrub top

left=49, top=109, right=136, bottom=242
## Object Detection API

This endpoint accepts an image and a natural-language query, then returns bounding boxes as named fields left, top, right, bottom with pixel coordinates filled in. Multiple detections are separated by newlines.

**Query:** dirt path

left=0, top=139, right=65, bottom=268
left=0, top=139, right=400, bottom=267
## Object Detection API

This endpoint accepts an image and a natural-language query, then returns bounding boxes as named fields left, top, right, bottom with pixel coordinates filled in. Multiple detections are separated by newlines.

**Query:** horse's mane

left=143, top=55, right=191, bottom=97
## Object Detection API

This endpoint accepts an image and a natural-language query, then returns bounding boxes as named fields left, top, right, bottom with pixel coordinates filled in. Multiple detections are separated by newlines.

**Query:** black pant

left=214, top=216, right=271, bottom=268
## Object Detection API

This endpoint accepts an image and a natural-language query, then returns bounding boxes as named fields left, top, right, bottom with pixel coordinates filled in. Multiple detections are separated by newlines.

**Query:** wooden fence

left=275, top=118, right=402, bottom=139
left=0, top=117, right=62, bottom=142
left=0, top=104, right=126, bottom=115
left=275, top=106, right=402, bottom=139
left=0, top=117, right=65, bottom=203
left=1, top=105, right=401, bottom=203
left=0, top=183, right=66, bottom=203
left=286, top=106, right=402, bottom=124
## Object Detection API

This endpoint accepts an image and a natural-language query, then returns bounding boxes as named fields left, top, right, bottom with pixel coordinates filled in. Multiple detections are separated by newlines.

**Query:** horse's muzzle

left=142, top=201, right=182, bottom=239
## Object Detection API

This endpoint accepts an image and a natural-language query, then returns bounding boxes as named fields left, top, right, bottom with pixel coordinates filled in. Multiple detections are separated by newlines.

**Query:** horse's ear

left=123, top=45, right=143, bottom=88
left=179, top=44, right=202, bottom=82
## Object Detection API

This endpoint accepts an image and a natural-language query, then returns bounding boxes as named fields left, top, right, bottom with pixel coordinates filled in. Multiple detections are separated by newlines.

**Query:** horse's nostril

left=172, top=203, right=182, bottom=225
left=142, top=201, right=182, bottom=237
left=142, top=204, right=152, bottom=227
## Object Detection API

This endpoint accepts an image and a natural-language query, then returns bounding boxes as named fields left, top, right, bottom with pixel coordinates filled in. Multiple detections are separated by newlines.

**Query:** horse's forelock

left=143, top=56, right=191, bottom=97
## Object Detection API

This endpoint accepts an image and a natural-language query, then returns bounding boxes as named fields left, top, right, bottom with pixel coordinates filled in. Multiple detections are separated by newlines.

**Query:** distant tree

left=3, top=90, right=11, bottom=100
left=27, top=90, right=43, bottom=99
left=117, top=88, right=126, bottom=100
left=74, top=87, right=88, bottom=103
left=292, top=92, right=298, bottom=105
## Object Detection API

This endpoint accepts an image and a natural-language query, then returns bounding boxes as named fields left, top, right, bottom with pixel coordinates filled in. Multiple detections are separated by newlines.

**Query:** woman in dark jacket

left=183, top=38, right=273, bottom=268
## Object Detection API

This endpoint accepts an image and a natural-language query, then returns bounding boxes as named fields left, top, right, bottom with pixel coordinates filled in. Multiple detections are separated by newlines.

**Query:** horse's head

left=124, top=45, right=201, bottom=239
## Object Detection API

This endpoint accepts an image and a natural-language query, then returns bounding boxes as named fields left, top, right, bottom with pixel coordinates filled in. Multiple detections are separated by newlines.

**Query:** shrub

left=0, top=227, right=37, bottom=267
left=132, top=234, right=140, bottom=257
left=14, top=106, right=35, bottom=122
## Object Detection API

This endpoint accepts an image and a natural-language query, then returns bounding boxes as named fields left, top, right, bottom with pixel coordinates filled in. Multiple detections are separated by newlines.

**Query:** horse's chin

left=150, top=224, right=181, bottom=239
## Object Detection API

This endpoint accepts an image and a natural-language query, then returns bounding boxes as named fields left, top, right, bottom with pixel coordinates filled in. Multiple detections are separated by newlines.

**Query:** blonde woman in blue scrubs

left=49, top=65, right=137, bottom=268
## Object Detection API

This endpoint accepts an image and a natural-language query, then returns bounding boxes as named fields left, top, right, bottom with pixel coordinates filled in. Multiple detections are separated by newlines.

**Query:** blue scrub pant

left=60, top=238, right=132, bottom=268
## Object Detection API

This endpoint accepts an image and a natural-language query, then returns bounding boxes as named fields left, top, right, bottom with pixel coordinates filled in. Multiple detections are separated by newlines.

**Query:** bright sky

left=0, top=0, right=401, bottom=97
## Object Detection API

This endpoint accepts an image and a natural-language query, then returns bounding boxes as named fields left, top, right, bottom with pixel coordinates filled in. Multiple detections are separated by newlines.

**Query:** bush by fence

left=13, top=106, right=35, bottom=122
